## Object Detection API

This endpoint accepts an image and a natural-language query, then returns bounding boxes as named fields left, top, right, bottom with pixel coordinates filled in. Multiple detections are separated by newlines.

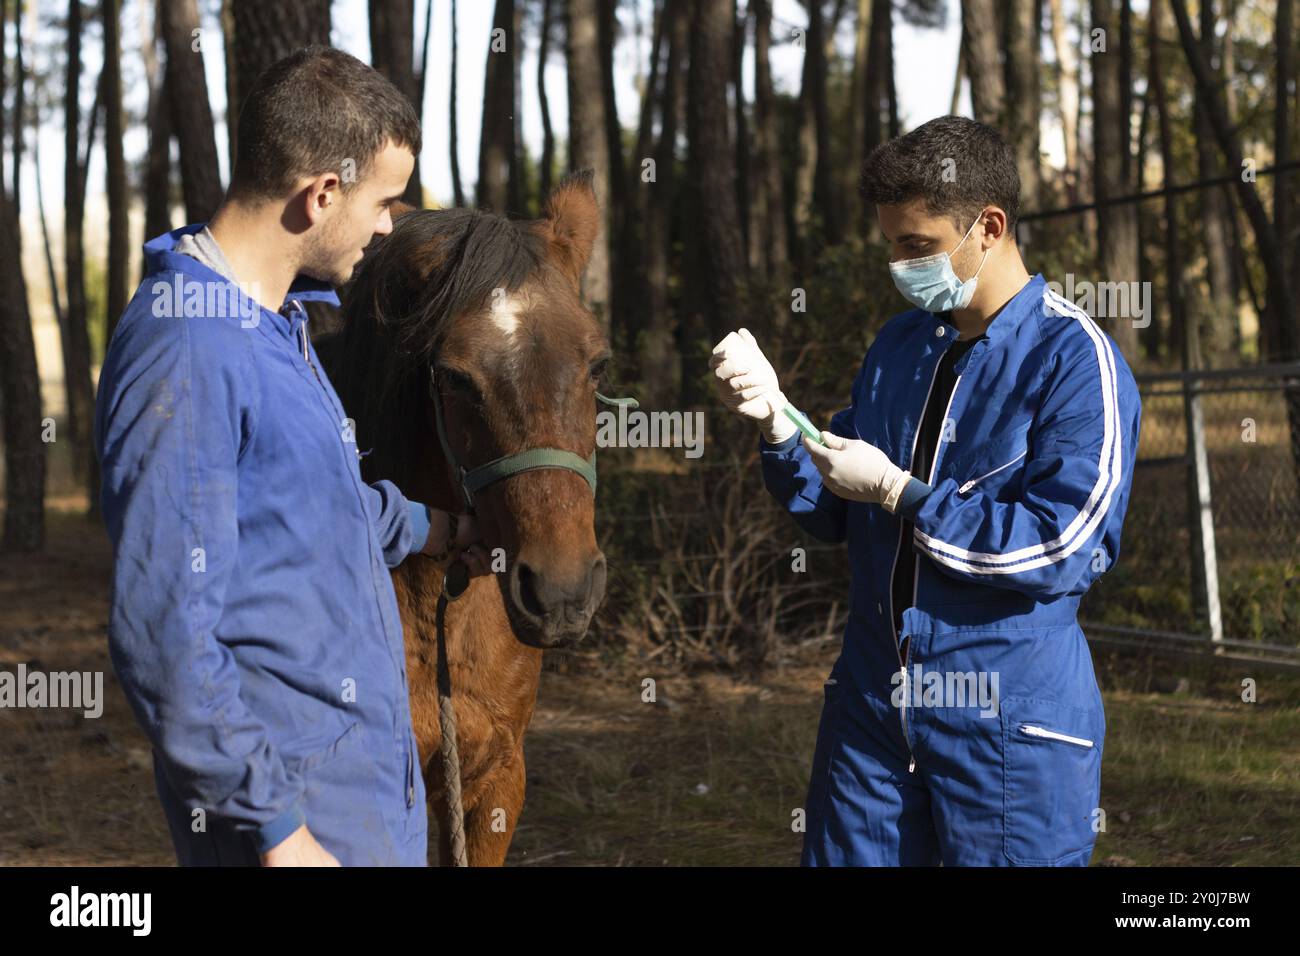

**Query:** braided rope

left=435, top=560, right=471, bottom=867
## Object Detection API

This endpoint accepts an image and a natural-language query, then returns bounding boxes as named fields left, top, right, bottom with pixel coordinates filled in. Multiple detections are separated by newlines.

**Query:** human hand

left=708, top=328, right=798, bottom=444
left=260, top=824, right=341, bottom=867
left=424, top=510, right=492, bottom=577
left=803, top=431, right=913, bottom=510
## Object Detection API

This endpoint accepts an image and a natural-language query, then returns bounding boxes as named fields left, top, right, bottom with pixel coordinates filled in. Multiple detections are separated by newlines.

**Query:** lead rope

left=435, top=558, right=472, bottom=866
left=425, top=367, right=638, bottom=867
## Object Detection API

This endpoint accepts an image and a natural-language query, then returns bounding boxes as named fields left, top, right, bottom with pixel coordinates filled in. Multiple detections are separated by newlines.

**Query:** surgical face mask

left=888, top=213, right=991, bottom=313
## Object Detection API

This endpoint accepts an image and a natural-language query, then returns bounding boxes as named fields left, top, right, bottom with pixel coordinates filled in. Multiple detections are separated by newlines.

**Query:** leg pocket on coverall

left=1000, top=696, right=1102, bottom=866
left=804, top=673, right=846, bottom=842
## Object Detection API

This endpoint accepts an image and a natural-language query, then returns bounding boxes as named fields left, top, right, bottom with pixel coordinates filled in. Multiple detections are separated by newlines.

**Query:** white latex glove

left=803, top=431, right=914, bottom=511
left=709, top=328, right=798, bottom=444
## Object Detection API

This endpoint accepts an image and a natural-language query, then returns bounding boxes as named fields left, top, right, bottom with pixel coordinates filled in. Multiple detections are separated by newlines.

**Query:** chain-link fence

left=591, top=364, right=1300, bottom=669
left=1080, top=364, right=1300, bottom=663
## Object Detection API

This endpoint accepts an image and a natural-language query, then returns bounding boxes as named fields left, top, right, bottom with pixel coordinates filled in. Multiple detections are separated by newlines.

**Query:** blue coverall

left=95, top=225, right=432, bottom=865
left=761, top=274, right=1142, bottom=866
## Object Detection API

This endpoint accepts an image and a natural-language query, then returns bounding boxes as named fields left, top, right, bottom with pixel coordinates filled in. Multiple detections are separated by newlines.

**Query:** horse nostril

left=588, top=556, right=608, bottom=607
left=513, top=562, right=548, bottom=620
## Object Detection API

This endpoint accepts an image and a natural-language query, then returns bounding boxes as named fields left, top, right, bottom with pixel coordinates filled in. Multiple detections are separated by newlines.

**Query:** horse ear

left=535, top=170, right=600, bottom=286
left=390, top=200, right=418, bottom=219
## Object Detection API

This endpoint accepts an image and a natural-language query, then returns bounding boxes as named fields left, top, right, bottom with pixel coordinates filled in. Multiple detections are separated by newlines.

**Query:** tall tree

left=566, top=0, right=612, bottom=326
left=1089, top=0, right=1140, bottom=359
left=1004, top=0, right=1043, bottom=207
left=536, top=0, right=556, bottom=201
left=1168, top=0, right=1300, bottom=470
left=10, top=0, right=24, bottom=229
left=104, top=0, right=128, bottom=342
left=63, top=0, right=97, bottom=512
left=449, top=0, right=465, bottom=205
left=864, top=0, right=895, bottom=154
left=794, top=0, right=839, bottom=258
left=370, top=0, right=424, bottom=206
left=687, top=0, right=746, bottom=347
left=1049, top=0, right=1081, bottom=203
left=477, top=0, right=518, bottom=212
left=142, top=0, right=173, bottom=250
left=639, top=0, right=687, bottom=406
left=732, top=0, right=752, bottom=265
left=752, top=0, right=789, bottom=285
left=626, top=0, right=667, bottom=351
left=961, top=0, right=1005, bottom=126
left=0, top=1, right=43, bottom=550
left=0, top=195, right=43, bottom=551
left=1191, top=0, right=1237, bottom=364
left=848, top=0, right=872, bottom=235
left=230, top=0, right=331, bottom=121
left=1276, top=0, right=1293, bottom=288
left=161, top=0, right=223, bottom=220
left=600, top=0, right=630, bottom=340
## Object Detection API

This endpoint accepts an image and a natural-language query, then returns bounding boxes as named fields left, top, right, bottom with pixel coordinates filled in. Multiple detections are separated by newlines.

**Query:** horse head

left=329, top=174, right=618, bottom=649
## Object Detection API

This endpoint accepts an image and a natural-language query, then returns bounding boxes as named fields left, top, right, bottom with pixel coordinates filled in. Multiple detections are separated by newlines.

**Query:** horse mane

left=320, top=207, right=547, bottom=490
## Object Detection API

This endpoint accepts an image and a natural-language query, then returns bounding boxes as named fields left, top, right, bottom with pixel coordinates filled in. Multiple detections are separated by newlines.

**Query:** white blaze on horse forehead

left=486, top=286, right=529, bottom=340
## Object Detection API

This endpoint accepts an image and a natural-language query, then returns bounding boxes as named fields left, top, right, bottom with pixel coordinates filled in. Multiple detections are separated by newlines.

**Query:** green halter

left=429, top=365, right=639, bottom=512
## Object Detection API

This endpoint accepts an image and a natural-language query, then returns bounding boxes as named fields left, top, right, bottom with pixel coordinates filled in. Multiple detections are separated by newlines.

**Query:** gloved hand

left=803, top=431, right=915, bottom=511
left=709, top=328, right=798, bottom=444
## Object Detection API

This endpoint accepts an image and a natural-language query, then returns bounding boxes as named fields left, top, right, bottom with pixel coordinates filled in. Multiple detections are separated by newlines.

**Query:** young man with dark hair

left=713, top=115, right=1142, bottom=866
left=95, top=46, right=486, bottom=867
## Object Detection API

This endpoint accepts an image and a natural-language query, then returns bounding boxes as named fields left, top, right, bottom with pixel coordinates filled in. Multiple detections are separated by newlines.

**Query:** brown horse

left=319, top=176, right=614, bottom=865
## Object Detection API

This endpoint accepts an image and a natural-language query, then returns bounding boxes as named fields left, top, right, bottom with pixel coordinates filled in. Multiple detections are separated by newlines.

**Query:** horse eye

left=589, top=358, right=610, bottom=383
left=438, top=368, right=480, bottom=399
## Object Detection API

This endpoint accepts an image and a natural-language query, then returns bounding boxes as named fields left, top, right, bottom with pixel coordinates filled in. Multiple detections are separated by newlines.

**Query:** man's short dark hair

left=229, top=46, right=422, bottom=200
left=858, top=115, right=1020, bottom=235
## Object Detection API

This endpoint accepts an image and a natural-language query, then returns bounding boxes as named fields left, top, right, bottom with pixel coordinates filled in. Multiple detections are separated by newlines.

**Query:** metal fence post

left=1184, top=373, right=1224, bottom=646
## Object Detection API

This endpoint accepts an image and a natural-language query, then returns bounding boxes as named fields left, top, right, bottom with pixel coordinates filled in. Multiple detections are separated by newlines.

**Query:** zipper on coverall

left=887, top=352, right=948, bottom=774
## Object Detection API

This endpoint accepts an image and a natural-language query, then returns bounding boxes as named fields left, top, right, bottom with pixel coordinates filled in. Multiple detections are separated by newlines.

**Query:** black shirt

left=891, top=331, right=986, bottom=646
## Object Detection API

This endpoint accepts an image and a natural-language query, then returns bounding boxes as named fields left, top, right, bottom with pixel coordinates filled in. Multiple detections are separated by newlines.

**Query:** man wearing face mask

left=711, top=116, right=1142, bottom=866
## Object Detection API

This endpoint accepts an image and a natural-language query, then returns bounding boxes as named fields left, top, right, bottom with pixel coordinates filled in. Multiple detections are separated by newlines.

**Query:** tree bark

left=566, top=0, right=612, bottom=326
left=1049, top=0, right=1081, bottom=204
left=230, top=0, right=331, bottom=123
left=536, top=0, right=555, bottom=202
left=10, top=0, right=24, bottom=228
left=0, top=195, right=43, bottom=551
left=162, top=0, right=223, bottom=221
left=753, top=0, right=789, bottom=286
left=961, top=0, right=1006, bottom=126
left=848, top=0, right=872, bottom=235
left=1169, top=0, right=1300, bottom=475
left=600, top=0, right=629, bottom=343
left=369, top=0, right=424, bottom=206
left=640, top=0, right=687, bottom=407
left=63, top=0, right=97, bottom=513
left=143, top=0, right=173, bottom=251
left=687, top=0, right=746, bottom=347
left=104, top=0, right=129, bottom=342
left=1089, top=0, right=1140, bottom=360
left=477, top=0, right=517, bottom=212
left=1192, top=0, right=1237, bottom=365
left=1004, top=0, right=1042, bottom=206
left=450, top=0, right=465, bottom=205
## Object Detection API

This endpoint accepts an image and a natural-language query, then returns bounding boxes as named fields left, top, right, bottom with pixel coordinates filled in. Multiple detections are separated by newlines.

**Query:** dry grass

left=2, top=511, right=1296, bottom=866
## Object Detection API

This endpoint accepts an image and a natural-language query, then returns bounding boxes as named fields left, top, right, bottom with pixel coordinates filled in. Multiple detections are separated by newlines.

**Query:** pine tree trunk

left=63, top=0, right=97, bottom=513
left=1089, top=0, right=1140, bottom=360
left=565, top=0, right=612, bottom=326
left=104, top=0, right=129, bottom=342
left=369, top=0, right=424, bottom=206
left=0, top=196, right=44, bottom=551
left=477, top=0, right=517, bottom=212
left=162, top=0, right=223, bottom=221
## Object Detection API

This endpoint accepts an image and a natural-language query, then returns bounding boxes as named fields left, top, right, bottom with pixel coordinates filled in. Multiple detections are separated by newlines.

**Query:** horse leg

left=463, top=749, right=528, bottom=867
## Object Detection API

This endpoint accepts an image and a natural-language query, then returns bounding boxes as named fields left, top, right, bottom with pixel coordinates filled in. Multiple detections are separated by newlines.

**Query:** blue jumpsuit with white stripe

left=760, top=274, right=1142, bottom=866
